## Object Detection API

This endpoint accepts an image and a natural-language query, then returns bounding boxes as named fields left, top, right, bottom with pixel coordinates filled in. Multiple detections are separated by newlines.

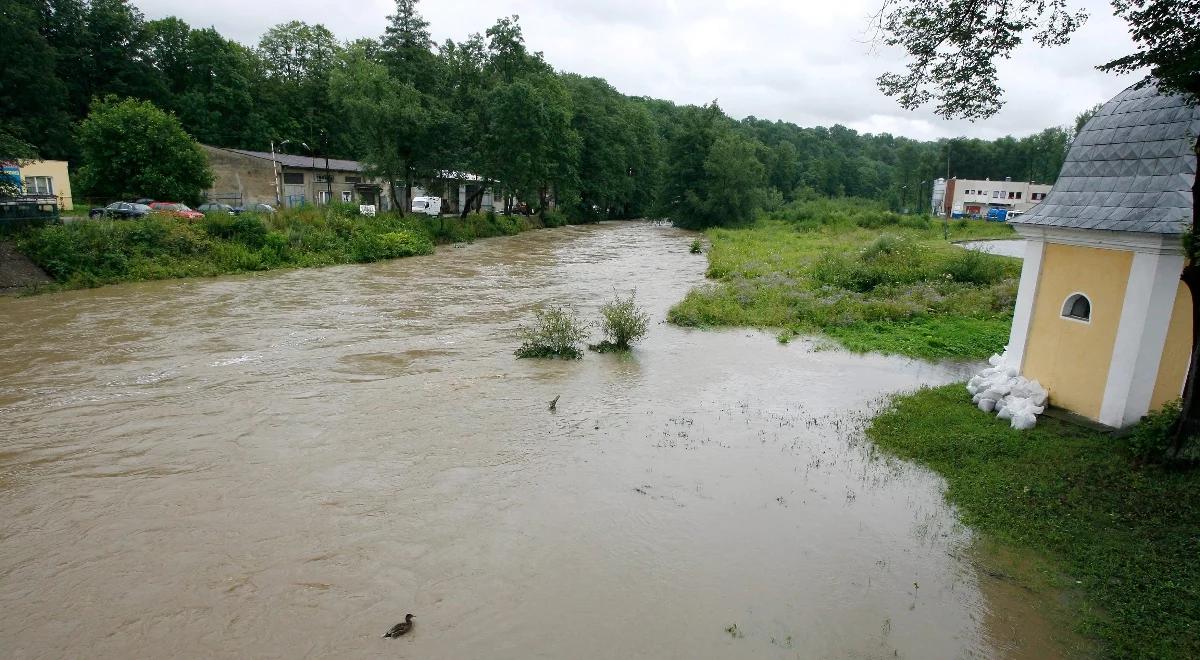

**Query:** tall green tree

left=258, top=21, right=349, bottom=155
left=1, top=0, right=72, bottom=159
left=76, top=97, right=212, bottom=203
left=380, top=0, right=441, bottom=91
left=485, top=72, right=579, bottom=214
left=330, top=43, right=456, bottom=213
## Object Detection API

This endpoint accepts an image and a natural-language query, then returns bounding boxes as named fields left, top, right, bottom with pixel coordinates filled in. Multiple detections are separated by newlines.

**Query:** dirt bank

left=0, top=242, right=52, bottom=292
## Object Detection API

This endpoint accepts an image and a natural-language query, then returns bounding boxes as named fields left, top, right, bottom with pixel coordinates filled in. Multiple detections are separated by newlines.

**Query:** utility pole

left=321, top=130, right=332, bottom=205
left=270, top=139, right=281, bottom=207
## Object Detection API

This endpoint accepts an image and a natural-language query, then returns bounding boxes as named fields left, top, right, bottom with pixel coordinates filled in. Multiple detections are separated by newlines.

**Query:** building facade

left=1, top=160, right=74, bottom=210
left=1006, top=82, right=1198, bottom=428
left=935, top=177, right=1052, bottom=217
left=202, top=146, right=501, bottom=215
left=202, top=146, right=392, bottom=210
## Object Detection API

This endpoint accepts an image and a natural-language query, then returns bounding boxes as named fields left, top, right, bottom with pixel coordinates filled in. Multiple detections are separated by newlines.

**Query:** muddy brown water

left=0, top=222, right=1064, bottom=658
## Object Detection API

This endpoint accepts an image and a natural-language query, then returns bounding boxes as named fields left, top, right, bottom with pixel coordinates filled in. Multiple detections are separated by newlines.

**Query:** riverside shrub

left=515, top=306, right=589, bottom=359
left=15, top=208, right=437, bottom=288
left=590, top=292, right=651, bottom=352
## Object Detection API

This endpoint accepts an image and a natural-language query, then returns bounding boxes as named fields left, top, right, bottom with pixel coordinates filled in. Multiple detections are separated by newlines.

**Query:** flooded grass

left=867, top=385, right=1200, bottom=658
left=667, top=202, right=1019, bottom=360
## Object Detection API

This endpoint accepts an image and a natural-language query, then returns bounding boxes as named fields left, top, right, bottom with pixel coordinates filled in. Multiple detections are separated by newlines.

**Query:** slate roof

left=1013, top=82, right=1198, bottom=235
left=222, top=148, right=367, bottom=172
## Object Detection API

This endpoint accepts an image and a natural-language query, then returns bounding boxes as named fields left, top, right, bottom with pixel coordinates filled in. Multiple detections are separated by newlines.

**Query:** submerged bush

left=541, top=209, right=569, bottom=227
left=590, top=292, right=651, bottom=352
left=690, top=239, right=703, bottom=254
left=515, top=306, right=589, bottom=359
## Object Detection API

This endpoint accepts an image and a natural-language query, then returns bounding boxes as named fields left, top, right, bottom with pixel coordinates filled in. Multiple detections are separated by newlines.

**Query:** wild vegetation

left=589, top=293, right=651, bottom=353
left=4, top=0, right=1081, bottom=223
left=6, top=205, right=578, bottom=290
left=867, top=385, right=1200, bottom=658
left=668, top=198, right=1018, bottom=360
left=514, top=306, right=589, bottom=359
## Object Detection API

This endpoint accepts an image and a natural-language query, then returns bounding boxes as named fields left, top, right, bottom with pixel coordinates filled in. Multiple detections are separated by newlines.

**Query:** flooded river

left=1, top=222, right=1059, bottom=658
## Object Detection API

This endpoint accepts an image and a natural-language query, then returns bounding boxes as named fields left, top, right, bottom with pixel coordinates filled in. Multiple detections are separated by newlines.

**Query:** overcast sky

left=134, top=0, right=1143, bottom=141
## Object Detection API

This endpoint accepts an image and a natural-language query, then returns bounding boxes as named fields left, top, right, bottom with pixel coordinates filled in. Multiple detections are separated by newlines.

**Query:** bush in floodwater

left=590, top=292, right=651, bottom=353
left=515, top=306, right=589, bottom=359
left=690, top=238, right=702, bottom=254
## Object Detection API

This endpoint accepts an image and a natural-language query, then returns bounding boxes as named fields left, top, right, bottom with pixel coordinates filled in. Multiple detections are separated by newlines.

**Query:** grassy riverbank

left=868, top=385, right=1200, bottom=658
left=667, top=199, right=1020, bottom=360
left=7, top=204, right=572, bottom=291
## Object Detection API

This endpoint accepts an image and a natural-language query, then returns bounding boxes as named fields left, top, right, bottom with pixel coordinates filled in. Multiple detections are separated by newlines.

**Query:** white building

left=934, top=177, right=1053, bottom=217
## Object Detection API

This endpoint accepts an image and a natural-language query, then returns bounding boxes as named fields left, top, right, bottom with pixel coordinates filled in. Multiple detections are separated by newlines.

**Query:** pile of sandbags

left=966, top=350, right=1048, bottom=430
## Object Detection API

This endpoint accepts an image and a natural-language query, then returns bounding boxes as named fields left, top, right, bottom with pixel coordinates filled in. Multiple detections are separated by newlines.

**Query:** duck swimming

left=383, top=614, right=415, bottom=638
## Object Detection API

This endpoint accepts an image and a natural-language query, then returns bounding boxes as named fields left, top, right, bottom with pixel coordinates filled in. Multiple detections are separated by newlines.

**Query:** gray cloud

left=135, top=0, right=1143, bottom=139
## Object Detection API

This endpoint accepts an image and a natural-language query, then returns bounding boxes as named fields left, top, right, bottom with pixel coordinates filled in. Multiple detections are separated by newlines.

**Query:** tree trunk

left=1169, top=137, right=1200, bottom=457
left=404, top=170, right=413, bottom=219
left=459, top=185, right=485, bottom=218
left=389, top=178, right=403, bottom=216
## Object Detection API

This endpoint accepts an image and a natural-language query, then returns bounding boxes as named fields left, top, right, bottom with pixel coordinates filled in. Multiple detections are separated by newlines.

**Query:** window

left=317, top=190, right=331, bottom=204
left=315, top=174, right=332, bottom=183
left=25, top=176, right=53, bottom=195
left=283, top=172, right=304, bottom=185
left=1008, top=191, right=1016, bottom=199
left=1015, top=191, right=1022, bottom=200
left=341, top=190, right=352, bottom=203
left=1062, top=294, right=1091, bottom=322
left=345, top=176, right=361, bottom=184
left=1031, top=192, right=1045, bottom=201
left=993, top=190, right=1001, bottom=198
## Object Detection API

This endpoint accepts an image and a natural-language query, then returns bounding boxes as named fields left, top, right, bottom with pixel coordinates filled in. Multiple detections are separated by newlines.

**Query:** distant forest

left=4, top=0, right=1083, bottom=218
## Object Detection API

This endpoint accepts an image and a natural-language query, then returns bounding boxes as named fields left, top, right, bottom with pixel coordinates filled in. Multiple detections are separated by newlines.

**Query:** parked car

left=245, top=203, right=276, bottom=214
left=197, top=202, right=239, bottom=215
left=149, top=201, right=204, bottom=220
left=88, top=202, right=151, bottom=219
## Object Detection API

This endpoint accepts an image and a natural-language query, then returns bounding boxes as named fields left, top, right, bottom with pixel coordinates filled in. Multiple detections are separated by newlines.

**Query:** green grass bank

left=868, top=385, right=1200, bottom=658
left=667, top=198, right=1020, bottom=360
left=7, top=204, right=574, bottom=291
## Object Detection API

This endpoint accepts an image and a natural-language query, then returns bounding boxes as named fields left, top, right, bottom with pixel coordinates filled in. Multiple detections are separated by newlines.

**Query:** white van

left=411, top=196, right=442, bottom=217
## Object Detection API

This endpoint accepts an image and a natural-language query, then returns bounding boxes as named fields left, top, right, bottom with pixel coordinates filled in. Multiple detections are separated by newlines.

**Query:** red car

left=149, top=202, right=204, bottom=220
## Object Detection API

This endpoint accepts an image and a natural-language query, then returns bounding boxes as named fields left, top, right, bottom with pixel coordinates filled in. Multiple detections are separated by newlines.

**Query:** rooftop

left=1012, top=82, right=1198, bottom=235
left=220, top=148, right=366, bottom=172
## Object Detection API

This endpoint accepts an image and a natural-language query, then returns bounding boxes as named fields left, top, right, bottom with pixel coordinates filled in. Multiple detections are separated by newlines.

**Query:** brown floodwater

left=0, top=222, right=1064, bottom=658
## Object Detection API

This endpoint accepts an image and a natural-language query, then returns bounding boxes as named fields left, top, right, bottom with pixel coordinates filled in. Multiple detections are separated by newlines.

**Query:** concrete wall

left=202, top=146, right=277, bottom=207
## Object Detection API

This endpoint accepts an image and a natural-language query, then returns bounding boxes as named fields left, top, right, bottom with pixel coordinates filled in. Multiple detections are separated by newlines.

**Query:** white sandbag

left=1010, top=412, right=1037, bottom=430
left=968, top=347, right=1046, bottom=431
